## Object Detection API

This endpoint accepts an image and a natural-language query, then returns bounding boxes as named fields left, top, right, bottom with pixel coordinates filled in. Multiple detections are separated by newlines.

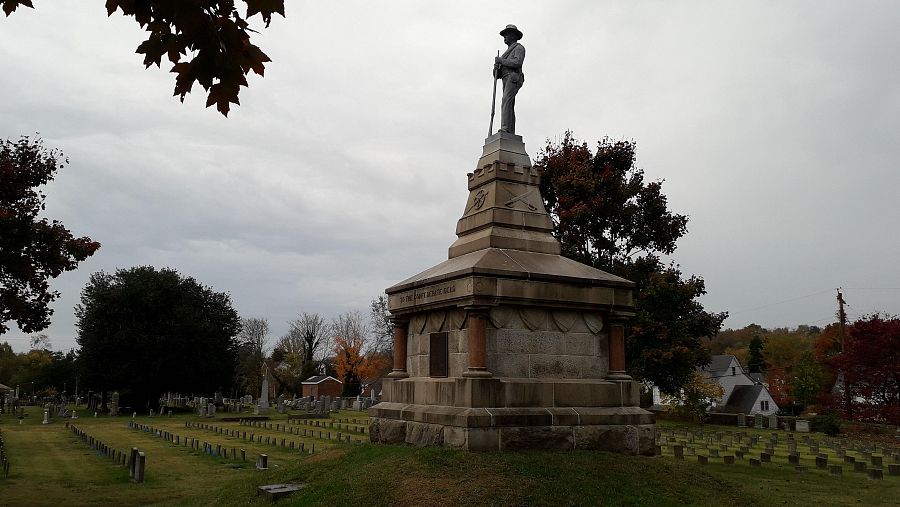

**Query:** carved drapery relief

left=488, top=307, right=605, bottom=334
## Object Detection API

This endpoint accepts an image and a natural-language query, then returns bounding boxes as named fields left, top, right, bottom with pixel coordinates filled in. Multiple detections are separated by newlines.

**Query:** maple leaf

left=2, top=0, right=33, bottom=16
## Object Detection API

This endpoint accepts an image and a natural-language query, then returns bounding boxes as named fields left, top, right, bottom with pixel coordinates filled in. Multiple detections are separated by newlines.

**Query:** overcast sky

left=2, top=1, right=899, bottom=353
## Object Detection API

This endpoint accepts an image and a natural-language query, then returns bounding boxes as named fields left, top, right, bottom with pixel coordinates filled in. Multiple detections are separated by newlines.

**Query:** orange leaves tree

left=331, top=311, right=389, bottom=397
left=3, top=0, right=285, bottom=116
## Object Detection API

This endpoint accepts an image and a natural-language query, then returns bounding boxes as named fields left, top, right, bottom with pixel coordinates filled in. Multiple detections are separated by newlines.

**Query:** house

left=300, top=375, right=343, bottom=398
left=701, top=354, right=779, bottom=416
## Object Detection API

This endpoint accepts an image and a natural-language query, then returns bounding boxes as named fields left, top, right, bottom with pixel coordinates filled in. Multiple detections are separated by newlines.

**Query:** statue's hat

left=500, top=24, right=523, bottom=39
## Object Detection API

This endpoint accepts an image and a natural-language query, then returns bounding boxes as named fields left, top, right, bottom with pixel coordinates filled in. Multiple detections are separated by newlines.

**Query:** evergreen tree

left=748, top=335, right=765, bottom=374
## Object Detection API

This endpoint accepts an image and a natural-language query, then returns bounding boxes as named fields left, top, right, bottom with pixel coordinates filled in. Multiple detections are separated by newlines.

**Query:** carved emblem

left=472, top=189, right=487, bottom=210
left=504, top=188, right=537, bottom=210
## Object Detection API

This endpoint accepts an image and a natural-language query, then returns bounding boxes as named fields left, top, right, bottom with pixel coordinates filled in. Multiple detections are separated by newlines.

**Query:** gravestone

left=258, top=367, right=270, bottom=412
left=42, top=408, right=50, bottom=424
left=795, top=420, right=810, bottom=432
left=109, top=392, right=119, bottom=416
left=134, top=452, right=146, bottom=483
left=258, top=484, right=305, bottom=501
left=768, top=415, right=778, bottom=429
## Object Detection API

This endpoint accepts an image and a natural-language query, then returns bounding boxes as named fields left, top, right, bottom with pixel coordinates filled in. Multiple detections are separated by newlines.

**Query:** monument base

left=368, top=377, right=655, bottom=455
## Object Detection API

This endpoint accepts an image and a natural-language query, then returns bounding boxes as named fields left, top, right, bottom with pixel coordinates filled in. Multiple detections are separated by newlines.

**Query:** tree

left=234, top=317, right=268, bottom=397
left=1, top=136, right=100, bottom=335
left=75, top=266, right=240, bottom=409
left=663, top=372, right=724, bottom=423
left=765, top=365, right=792, bottom=408
left=268, top=336, right=303, bottom=395
left=791, top=351, right=824, bottom=408
left=331, top=311, right=389, bottom=397
left=832, top=314, right=900, bottom=424
left=3, top=1, right=285, bottom=116
left=285, top=312, right=330, bottom=381
left=747, top=335, right=765, bottom=373
left=623, top=259, right=725, bottom=393
left=29, top=333, right=51, bottom=351
left=536, top=132, right=726, bottom=393
left=369, top=295, right=392, bottom=355
left=763, top=329, right=815, bottom=373
left=706, top=323, right=765, bottom=356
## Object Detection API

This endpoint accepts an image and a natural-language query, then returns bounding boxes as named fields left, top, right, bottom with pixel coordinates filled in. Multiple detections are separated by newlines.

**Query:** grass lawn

left=1, top=408, right=897, bottom=506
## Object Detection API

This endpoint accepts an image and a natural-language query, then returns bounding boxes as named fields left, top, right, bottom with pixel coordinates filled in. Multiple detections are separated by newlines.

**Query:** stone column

left=606, top=314, right=632, bottom=381
left=386, top=318, right=410, bottom=378
left=463, top=307, right=492, bottom=378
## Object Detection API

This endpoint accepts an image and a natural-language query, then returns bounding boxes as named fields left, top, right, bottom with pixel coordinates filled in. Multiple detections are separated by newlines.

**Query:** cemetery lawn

left=0, top=410, right=896, bottom=506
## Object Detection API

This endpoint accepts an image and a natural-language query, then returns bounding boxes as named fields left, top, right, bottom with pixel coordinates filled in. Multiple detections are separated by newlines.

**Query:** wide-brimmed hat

left=500, top=24, right=523, bottom=40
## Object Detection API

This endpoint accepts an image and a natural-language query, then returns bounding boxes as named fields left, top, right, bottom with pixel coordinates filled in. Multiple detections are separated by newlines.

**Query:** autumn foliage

left=0, top=136, right=100, bottom=334
left=537, top=132, right=726, bottom=393
left=3, top=0, right=285, bottom=116
left=710, top=316, right=899, bottom=423
left=832, top=314, right=900, bottom=424
left=331, top=311, right=390, bottom=397
left=333, top=334, right=389, bottom=394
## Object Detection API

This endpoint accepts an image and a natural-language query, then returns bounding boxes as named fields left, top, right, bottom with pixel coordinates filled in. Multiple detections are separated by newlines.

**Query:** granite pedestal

left=369, top=133, right=655, bottom=454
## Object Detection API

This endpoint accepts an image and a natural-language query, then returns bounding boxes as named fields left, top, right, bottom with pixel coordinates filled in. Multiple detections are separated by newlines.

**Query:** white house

left=701, top=355, right=779, bottom=416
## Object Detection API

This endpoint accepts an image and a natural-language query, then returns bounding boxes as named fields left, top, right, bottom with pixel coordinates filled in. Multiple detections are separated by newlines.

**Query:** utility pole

left=836, top=287, right=850, bottom=419
left=836, top=288, right=847, bottom=353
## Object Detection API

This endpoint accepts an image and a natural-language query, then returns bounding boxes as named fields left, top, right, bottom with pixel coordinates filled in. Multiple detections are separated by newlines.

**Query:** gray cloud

left=2, top=1, right=899, bottom=352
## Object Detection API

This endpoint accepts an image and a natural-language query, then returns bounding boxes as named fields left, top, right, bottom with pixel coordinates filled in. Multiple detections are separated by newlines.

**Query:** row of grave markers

left=656, top=428, right=900, bottom=481
left=185, top=421, right=323, bottom=450
left=66, top=423, right=145, bottom=482
left=128, top=420, right=319, bottom=468
left=128, top=421, right=299, bottom=463
left=241, top=418, right=366, bottom=442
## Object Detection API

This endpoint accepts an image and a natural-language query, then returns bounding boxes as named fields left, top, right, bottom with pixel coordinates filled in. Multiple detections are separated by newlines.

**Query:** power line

left=729, top=288, right=833, bottom=315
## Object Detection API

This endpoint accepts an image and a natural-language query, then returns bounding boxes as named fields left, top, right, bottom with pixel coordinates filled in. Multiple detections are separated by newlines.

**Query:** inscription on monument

left=397, top=283, right=457, bottom=304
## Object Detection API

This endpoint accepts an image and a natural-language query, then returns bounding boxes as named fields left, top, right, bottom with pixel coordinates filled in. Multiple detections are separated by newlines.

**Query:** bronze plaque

left=429, top=332, right=449, bottom=378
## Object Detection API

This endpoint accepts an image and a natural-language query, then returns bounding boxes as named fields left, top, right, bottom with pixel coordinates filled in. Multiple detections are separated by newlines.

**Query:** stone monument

left=368, top=25, right=654, bottom=454
left=258, top=365, right=270, bottom=413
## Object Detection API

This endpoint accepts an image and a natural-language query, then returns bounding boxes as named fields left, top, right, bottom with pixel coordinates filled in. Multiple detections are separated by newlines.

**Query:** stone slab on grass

left=257, top=483, right=306, bottom=502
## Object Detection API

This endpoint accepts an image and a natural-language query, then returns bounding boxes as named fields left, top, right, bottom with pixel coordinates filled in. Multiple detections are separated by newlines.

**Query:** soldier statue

left=494, top=24, right=525, bottom=134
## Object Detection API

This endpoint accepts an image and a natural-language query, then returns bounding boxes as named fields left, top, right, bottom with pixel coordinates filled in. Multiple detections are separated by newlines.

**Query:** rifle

left=488, top=50, right=500, bottom=137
